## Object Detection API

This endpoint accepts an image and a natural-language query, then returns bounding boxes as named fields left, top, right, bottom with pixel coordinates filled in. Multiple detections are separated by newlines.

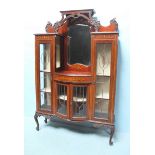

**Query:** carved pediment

left=45, top=9, right=118, bottom=34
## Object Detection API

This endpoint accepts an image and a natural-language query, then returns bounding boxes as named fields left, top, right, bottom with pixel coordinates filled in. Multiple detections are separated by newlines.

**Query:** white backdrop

left=1, top=0, right=155, bottom=155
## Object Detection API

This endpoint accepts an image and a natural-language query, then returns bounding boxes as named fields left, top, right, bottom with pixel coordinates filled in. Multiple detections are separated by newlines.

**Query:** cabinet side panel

left=35, top=35, right=55, bottom=114
left=35, top=38, right=40, bottom=112
left=109, top=36, right=118, bottom=123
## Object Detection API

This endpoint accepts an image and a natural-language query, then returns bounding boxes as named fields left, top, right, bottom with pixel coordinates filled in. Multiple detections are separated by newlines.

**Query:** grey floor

left=24, top=116, right=129, bottom=155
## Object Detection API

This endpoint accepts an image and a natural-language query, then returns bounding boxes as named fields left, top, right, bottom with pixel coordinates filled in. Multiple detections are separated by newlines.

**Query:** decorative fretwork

left=45, top=21, right=53, bottom=33
left=45, top=11, right=101, bottom=33
left=45, top=9, right=118, bottom=33
left=89, top=17, right=100, bottom=31
left=110, top=18, right=118, bottom=31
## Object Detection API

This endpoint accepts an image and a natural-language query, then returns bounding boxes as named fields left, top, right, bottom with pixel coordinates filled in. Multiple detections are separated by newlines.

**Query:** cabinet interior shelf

left=58, top=95, right=67, bottom=100
left=58, top=95, right=87, bottom=102
left=97, top=74, right=110, bottom=77
left=40, top=69, right=51, bottom=73
left=96, top=94, right=109, bottom=100
left=96, top=98, right=109, bottom=102
left=96, top=98, right=109, bottom=100
left=40, top=88, right=51, bottom=93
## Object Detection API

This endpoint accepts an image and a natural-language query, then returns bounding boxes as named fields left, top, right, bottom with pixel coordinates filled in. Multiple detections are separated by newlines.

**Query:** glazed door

left=93, top=38, right=116, bottom=122
left=70, top=84, right=89, bottom=120
left=36, top=40, right=53, bottom=113
left=55, top=83, right=69, bottom=119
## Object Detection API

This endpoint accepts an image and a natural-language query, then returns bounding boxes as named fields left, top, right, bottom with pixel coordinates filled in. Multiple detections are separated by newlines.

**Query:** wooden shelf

left=40, top=69, right=50, bottom=73
left=73, top=97, right=87, bottom=102
left=96, top=94, right=109, bottom=100
left=40, top=88, right=51, bottom=93
left=96, top=74, right=110, bottom=77
left=58, top=95, right=87, bottom=102
left=58, top=95, right=67, bottom=100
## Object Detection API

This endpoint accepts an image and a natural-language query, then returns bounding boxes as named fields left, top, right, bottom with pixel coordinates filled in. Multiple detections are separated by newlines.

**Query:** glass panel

left=96, top=76, right=110, bottom=99
left=39, top=43, right=51, bottom=111
left=96, top=43, right=111, bottom=76
left=40, top=92, right=51, bottom=111
left=56, top=36, right=61, bottom=68
left=95, top=43, right=112, bottom=119
left=95, top=79, right=110, bottom=119
left=40, top=72, right=51, bottom=92
left=72, top=86, right=87, bottom=117
left=95, top=76, right=110, bottom=119
left=40, top=43, right=50, bottom=72
left=67, top=24, right=91, bottom=65
left=57, top=84, right=67, bottom=115
left=95, top=99, right=109, bottom=118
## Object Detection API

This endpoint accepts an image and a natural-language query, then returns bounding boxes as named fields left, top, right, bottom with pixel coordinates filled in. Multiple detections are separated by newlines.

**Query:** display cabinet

left=34, top=9, right=119, bottom=145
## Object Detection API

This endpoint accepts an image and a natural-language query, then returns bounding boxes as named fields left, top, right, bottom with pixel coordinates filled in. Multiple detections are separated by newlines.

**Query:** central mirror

left=67, top=24, right=91, bottom=66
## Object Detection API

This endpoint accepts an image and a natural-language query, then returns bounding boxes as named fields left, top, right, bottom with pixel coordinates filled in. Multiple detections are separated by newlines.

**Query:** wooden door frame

left=69, top=83, right=90, bottom=121
left=35, top=36, right=55, bottom=114
left=91, top=34, right=118, bottom=123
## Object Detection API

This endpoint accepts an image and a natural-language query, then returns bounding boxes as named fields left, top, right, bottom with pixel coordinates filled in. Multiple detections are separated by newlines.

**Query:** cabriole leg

left=44, top=118, right=47, bottom=124
left=34, top=112, right=39, bottom=131
left=109, top=126, right=115, bottom=145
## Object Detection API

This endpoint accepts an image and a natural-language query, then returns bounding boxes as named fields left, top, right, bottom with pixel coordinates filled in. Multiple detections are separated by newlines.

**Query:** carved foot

left=34, top=112, right=39, bottom=131
left=109, top=127, right=115, bottom=145
left=44, top=118, right=47, bottom=124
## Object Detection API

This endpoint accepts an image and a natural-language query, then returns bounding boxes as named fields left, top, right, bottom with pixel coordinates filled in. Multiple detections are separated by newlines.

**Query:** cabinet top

left=60, top=9, right=95, bottom=17
left=44, top=9, right=118, bottom=34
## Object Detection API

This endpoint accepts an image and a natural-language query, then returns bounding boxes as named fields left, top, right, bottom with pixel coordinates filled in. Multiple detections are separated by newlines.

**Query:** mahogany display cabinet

left=34, top=9, right=119, bottom=145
